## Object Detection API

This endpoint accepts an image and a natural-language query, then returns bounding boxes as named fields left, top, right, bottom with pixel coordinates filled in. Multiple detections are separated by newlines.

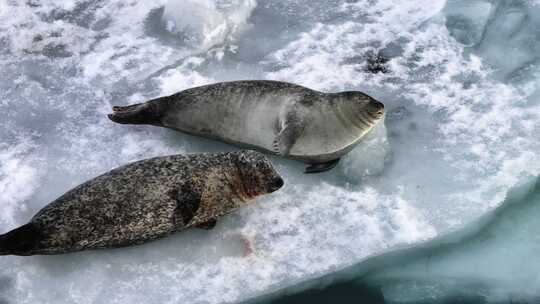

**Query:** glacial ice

left=0, top=0, right=539, bottom=304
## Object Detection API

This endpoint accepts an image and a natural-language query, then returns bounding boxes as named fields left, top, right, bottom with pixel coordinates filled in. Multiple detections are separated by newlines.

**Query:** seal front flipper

left=172, top=183, right=202, bottom=226
left=272, top=125, right=296, bottom=155
left=272, top=112, right=304, bottom=155
left=108, top=102, right=162, bottom=125
left=304, top=158, right=341, bottom=174
left=196, top=219, right=217, bottom=230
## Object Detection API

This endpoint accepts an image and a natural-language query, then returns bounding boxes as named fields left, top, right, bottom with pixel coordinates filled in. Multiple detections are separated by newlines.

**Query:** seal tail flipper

left=108, top=102, right=161, bottom=125
left=304, top=158, right=341, bottom=174
left=0, top=223, right=41, bottom=256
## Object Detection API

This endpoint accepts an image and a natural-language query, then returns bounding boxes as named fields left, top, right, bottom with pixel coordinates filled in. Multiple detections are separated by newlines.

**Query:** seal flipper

left=272, top=112, right=304, bottom=155
left=0, top=223, right=41, bottom=256
left=196, top=219, right=217, bottom=230
left=305, top=158, right=341, bottom=174
left=173, top=183, right=202, bottom=226
left=108, top=102, right=162, bottom=125
left=272, top=125, right=297, bottom=155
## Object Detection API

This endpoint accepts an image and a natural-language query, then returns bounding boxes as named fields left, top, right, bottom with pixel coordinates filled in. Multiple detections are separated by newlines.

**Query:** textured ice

left=443, top=0, right=493, bottom=46
left=0, top=0, right=539, bottom=303
left=162, top=0, right=256, bottom=51
left=358, top=178, right=540, bottom=303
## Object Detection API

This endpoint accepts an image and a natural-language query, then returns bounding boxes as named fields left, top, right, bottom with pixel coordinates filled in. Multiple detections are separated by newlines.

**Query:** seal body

left=108, top=80, right=385, bottom=173
left=0, top=151, right=283, bottom=256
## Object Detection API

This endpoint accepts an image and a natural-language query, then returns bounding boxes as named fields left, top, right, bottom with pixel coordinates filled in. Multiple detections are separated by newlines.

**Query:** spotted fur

left=0, top=150, right=283, bottom=256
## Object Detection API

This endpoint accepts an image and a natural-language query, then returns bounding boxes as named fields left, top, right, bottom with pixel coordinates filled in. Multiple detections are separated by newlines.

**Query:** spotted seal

left=108, top=80, right=385, bottom=173
left=0, top=150, right=283, bottom=256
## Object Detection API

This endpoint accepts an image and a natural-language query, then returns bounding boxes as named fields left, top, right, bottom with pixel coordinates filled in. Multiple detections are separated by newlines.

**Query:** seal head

left=233, top=150, right=284, bottom=198
left=365, top=99, right=385, bottom=120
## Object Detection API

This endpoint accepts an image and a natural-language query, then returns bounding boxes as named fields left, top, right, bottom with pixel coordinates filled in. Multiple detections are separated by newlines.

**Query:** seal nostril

left=367, top=100, right=385, bottom=117
left=270, top=177, right=284, bottom=191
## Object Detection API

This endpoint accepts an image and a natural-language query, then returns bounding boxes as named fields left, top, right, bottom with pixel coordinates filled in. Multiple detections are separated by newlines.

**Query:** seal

left=0, top=150, right=283, bottom=256
left=108, top=80, right=385, bottom=173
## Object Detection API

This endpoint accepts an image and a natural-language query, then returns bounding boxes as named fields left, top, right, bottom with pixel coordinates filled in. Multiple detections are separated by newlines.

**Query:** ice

left=155, top=57, right=215, bottom=95
left=0, top=140, right=42, bottom=226
left=340, top=118, right=391, bottom=182
left=162, top=0, right=256, bottom=51
left=0, top=0, right=540, bottom=303
left=358, top=178, right=540, bottom=303
left=443, top=0, right=493, bottom=46
left=476, top=1, right=540, bottom=81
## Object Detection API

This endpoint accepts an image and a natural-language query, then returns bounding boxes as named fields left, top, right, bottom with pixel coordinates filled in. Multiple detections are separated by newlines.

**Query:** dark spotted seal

left=0, top=150, right=283, bottom=256
left=108, top=80, right=385, bottom=173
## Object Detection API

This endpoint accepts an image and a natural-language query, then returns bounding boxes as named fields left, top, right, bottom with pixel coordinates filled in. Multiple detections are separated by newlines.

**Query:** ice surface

left=162, top=0, right=256, bottom=51
left=260, top=178, right=540, bottom=303
left=358, top=178, right=540, bottom=303
left=0, top=0, right=539, bottom=303
left=340, top=118, right=391, bottom=182
left=443, top=0, right=493, bottom=47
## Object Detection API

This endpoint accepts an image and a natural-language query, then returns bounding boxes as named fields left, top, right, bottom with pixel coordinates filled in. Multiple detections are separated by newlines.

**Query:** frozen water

left=259, top=177, right=540, bottom=303
left=0, top=0, right=539, bottom=303
left=162, top=0, right=256, bottom=51
left=340, top=118, right=391, bottom=182
left=443, top=0, right=493, bottom=47
left=358, top=178, right=540, bottom=303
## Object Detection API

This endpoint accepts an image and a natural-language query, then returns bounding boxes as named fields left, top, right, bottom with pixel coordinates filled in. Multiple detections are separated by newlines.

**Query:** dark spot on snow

left=365, top=51, right=390, bottom=74
left=42, top=43, right=72, bottom=58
